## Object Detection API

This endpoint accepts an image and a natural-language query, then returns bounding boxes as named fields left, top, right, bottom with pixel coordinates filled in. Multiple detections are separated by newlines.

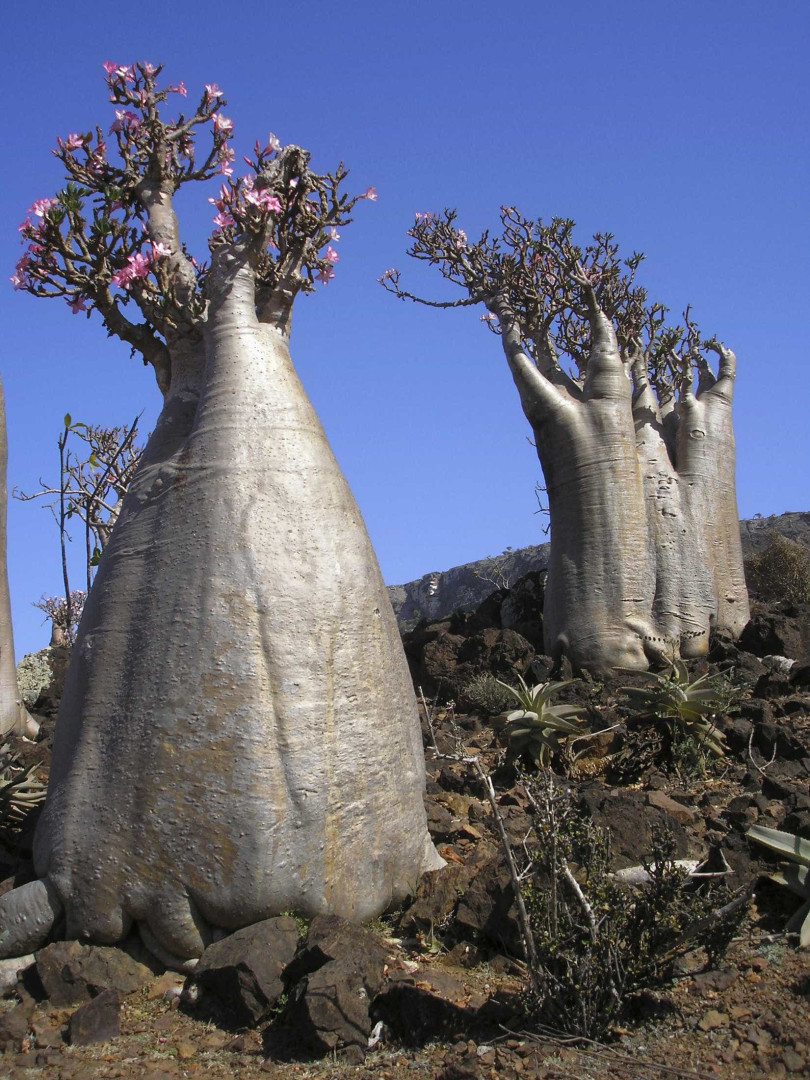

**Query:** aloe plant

left=621, top=659, right=728, bottom=757
left=747, top=824, right=810, bottom=948
left=0, top=743, right=46, bottom=830
left=497, top=675, right=587, bottom=766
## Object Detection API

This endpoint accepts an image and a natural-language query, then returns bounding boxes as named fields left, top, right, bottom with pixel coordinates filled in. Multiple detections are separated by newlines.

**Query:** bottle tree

left=384, top=209, right=749, bottom=675
left=1, top=62, right=441, bottom=967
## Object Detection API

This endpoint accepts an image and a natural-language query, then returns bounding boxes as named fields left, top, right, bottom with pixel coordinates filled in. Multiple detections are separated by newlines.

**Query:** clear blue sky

left=3, top=0, right=809, bottom=658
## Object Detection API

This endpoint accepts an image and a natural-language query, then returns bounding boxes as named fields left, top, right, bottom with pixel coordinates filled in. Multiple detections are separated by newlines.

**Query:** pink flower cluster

left=11, top=209, right=55, bottom=290
left=208, top=176, right=283, bottom=233
left=102, top=61, right=135, bottom=82
left=315, top=245, right=340, bottom=285
left=110, top=242, right=170, bottom=290
left=28, top=197, right=57, bottom=219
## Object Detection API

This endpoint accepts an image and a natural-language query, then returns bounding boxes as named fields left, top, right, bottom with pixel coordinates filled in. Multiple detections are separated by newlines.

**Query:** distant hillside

left=388, top=511, right=810, bottom=629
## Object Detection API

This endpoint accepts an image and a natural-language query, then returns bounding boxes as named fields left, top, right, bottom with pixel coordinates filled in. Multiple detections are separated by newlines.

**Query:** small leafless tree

left=15, top=415, right=142, bottom=637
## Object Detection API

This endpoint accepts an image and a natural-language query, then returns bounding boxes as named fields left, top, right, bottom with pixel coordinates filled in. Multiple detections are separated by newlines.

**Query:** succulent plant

left=621, top=659, right=728, bottom=757
left=747, top=824, right=810, bottom=947
left=0, top=742, right=47, bottom=831
left=497, top=675, right=587, bottom=766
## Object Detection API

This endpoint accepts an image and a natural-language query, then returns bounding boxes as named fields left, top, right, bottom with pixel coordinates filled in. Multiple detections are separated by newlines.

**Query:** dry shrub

left=745, top=532, right=810, bottom=604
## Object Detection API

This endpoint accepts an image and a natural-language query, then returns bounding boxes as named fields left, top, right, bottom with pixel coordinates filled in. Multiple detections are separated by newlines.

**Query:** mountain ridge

left=387, top=510, right=810, bottom=629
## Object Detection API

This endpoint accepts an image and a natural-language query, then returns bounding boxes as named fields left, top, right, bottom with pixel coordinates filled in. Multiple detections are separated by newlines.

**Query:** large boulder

left=282, top=915, right=391, bottom=1057
left=193, top=915, right=300, bottom=1024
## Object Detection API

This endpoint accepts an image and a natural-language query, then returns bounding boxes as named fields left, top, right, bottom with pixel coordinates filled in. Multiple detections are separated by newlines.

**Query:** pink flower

left=102, top=61, right=118, bottom=76
left=69, top=296, right=88, bottom=313
left=213, top=114, right=234, bottom=136
left=18, top=217, right=32, bottom=233
left=150, top=242, right=171, bottom=260
left=173, top=81, right=187, bottom=97
left=141, top=61, right=158, bottom=76
left=362, top=186, right=378, bottom=201
left=414, top=211, right=434, bottom=222
left=111, top=251, right=151, bottom=290
left=109, top=110, right=141, bottom=134
left=329, top=227, right=340, bottom=241
left=212, top=211, right=235, bottom=228
left=27, top=198, right=57, bottom=218
left=244, top=189, right=282, bottom=213
left=264, top=132, right=280, bottom=154
left=480, top=312, right=497, bottom=323
left=10, top=273, right=26, bottom=290
left=204, top=83, right=224, bottom=99
left=325, top=246, right=339, bottom=264
left=315, top=267, right=335, bottom=285
left=208, top=184, right=231, bottom=212
left=455, top=229, right=467, bottom=249
left=58, top=133, right=85, bottom=151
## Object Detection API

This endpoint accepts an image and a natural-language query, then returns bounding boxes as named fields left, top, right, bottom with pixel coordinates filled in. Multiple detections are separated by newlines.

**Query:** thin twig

left=747, top=726, right=777, bottom=774
left=418, top=687, right=541, bottom=994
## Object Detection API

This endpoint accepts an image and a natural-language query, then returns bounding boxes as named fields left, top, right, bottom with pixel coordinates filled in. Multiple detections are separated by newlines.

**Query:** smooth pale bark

left=0, top=267, right=440, bottom=966
left=499, top=309, right=747, bottom=675
left=675, top=349, right=749, bottom=637
left=0, top=375, right=38, bottom=739
left=631, top=364, right=715, bottom=660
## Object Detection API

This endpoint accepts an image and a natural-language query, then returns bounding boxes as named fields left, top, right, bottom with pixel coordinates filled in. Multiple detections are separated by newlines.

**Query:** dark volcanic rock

left=373, top=967, right=487, bottom=1045
left=454, top=852, right=521, bottom=953
left=282, top=916, right=390, bottom=1056
left=407, top=622, right=535, bottom=702
left=400, top=842, right=498, bottom=935
left=67, top=988, right=120, bottom=1046
left=577, top=785, right=690, bottom=866
left=739, top=602, right=810, bottom=660
left=35, top=941, right=153, bottom=1007
left=193, top=916, right=300, bottom=1025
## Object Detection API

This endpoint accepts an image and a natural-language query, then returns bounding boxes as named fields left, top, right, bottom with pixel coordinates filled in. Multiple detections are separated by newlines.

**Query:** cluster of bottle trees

left=0, top=63, right=747, bottom=966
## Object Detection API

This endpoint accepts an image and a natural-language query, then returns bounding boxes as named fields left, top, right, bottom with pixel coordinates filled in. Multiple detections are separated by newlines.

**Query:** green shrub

left=462, top=672, right=516, bottom=715
left=745, top=531, right=810, bottom=604
left=522, top=778, right=746, bottom=1038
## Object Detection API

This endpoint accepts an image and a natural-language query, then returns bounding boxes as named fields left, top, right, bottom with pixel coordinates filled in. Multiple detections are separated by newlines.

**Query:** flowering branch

left=13, top=61, right=376, bottom=369
left=385, top=207, right=728, bottom=406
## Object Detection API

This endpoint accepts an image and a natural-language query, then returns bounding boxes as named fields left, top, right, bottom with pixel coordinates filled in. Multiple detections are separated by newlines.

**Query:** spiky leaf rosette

left=747, top=825, right=810, bottom=948
left=497, top=675, right=587, bottom=766
left=621, top=660, right=728, bottom=757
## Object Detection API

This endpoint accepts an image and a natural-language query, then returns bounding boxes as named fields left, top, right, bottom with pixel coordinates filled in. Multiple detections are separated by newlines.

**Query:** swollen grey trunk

left=502, top=316, right=748, bottom=675
left=1, top=269, right=441, bottom=967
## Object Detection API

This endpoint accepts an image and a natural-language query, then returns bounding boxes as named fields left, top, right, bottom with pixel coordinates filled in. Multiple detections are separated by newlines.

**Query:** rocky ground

left=2, top=582, right=810, bottom=1079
